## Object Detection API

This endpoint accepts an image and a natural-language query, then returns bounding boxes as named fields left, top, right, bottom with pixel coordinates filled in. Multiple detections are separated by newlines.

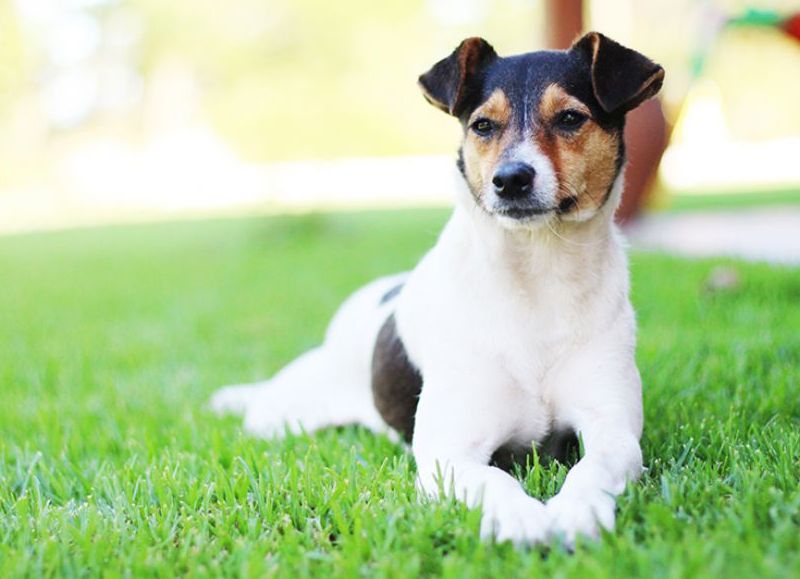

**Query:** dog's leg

left=545, top=414, right=642, bottom=547
left=211, top=274, right=407, bottom=438
left=209, top=348, right=327, bottom=421
left=545, top=340, right=643, bottom=547
left=211, top=347, right=386, bottom=438
left=411, top=375, right=551, bottom=546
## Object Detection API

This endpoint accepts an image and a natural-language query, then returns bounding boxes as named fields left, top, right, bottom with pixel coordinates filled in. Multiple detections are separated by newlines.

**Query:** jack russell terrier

left=212, top=32, right=665, bottom=548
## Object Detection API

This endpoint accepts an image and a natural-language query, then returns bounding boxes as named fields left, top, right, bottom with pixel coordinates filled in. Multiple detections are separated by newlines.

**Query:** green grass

left=1, top=209, right=798, bottom=577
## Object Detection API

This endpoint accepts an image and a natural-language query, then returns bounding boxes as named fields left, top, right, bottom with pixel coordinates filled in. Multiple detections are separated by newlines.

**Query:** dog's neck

left=447, top=175, right=626, bottom=294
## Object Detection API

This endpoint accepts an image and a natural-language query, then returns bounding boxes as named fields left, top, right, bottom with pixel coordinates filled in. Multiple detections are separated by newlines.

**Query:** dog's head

left=419, top=33, right=664, bottom=228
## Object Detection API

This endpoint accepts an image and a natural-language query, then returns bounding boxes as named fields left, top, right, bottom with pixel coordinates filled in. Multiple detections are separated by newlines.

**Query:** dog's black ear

left=418, top=37, right=497, bottom=117
left=572, top=32, right=664, bottom=114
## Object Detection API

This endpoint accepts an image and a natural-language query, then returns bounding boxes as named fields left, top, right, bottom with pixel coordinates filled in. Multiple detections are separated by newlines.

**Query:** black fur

left=418, top=37, right=498, bottom=117
left=379, top=282, right=404, bottom=305
left=456, top=147, right=465, bottom=177
left=419, top=32, right=663, bottom=132
left=371, top=314, right=422, bottom=443
left=491, top=430, right=580, bottom=472
left=557, top=195, right=579, bottom=214
left=572, top=32, right=665, bottom=114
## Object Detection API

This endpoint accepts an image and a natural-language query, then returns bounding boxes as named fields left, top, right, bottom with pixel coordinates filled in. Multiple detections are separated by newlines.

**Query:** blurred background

left=1, top=0, right=799, bottom=259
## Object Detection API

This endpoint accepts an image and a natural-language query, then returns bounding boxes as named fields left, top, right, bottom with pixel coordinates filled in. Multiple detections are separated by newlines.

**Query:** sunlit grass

left=0, top=210, right=798, bottom=576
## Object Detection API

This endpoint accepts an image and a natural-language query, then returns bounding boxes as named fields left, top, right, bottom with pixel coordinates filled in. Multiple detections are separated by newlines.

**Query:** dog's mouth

left=493, top=205, right=554, bottom=220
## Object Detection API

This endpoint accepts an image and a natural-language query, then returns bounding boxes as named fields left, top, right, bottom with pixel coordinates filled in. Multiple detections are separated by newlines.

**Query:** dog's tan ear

left=572, top=32, right=664, bottom=114
left=418, top=37, right=497, bottom=117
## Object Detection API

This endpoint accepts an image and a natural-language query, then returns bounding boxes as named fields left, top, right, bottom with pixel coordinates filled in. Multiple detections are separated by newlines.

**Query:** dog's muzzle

left=491, top=161, right=552, bottom=219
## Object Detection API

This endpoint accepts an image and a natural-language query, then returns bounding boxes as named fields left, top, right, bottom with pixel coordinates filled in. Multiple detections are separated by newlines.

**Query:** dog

left=212, top=32, right=664, bottom=548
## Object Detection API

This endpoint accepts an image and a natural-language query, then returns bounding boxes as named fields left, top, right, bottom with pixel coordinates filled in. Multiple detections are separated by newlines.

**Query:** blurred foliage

left=0, top=0, right=29, bottom=116
left=708, top=27, right=800, bottom=140
left=129, top=0, right=545, bottom=160
left=121, top=0, right=800, bottom=160
left=0, top=0, right=799, bottom=169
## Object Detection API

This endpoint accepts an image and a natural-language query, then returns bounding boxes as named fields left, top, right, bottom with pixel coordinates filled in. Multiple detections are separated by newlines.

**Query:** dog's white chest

left=488, top=309, right=578, bottom=441
left=402, top=276, right=583, bottom=447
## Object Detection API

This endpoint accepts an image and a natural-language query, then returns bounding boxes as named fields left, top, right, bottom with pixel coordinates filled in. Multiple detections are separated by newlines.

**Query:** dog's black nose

left=492, top=162, right=536, bottom=199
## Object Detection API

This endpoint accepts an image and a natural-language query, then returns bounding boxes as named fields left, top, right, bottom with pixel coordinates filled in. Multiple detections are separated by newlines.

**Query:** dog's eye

left=555, top=110, right=588, bottom=131
left=471, top=118, right=495, bottom=137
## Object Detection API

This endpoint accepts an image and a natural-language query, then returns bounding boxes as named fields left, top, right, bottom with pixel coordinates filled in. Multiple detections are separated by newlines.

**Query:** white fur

left=485, top=138, right=560, bottom=228
left=508, top=137, right=559, bottom=204
left=211, top=171, right=642, bottom=548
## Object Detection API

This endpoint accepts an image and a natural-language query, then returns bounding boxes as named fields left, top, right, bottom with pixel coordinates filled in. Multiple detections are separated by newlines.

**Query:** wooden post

left=545, top=0, right=583, bottom=49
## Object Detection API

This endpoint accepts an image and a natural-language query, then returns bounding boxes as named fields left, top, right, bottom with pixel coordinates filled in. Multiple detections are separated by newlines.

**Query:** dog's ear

left=418, top=37, right=497, bottom=117
left=572, top=32, right=664, bottom=114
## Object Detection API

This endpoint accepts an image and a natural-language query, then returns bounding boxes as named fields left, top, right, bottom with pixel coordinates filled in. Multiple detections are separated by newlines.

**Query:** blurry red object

left=784, top=13, right=800, bottom=42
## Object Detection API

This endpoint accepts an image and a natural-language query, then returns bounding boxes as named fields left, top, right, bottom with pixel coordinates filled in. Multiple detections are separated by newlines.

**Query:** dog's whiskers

left=544, top=177, right=612, bottom=248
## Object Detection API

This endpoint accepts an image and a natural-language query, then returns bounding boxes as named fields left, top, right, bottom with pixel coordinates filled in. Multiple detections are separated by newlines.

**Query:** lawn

left=1, top=209, right=798, bottom=577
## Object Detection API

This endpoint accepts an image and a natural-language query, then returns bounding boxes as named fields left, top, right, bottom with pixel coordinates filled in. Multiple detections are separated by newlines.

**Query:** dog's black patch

left=490, top=444, right=534, bottom=472
left=557, top=195, right=579, bottom=214
left=379, top=282, right=404, bottom=306
left=604, top=136, right=627, bottom=205
left=539, top=429, right=580, bottom=464
left=491, top=430, right=580, bottom=472
left=456, top=147, right=465, bottom=177
left=371, top=314, right=422, bottom=443
left=615, top=137, right=626, bottom=176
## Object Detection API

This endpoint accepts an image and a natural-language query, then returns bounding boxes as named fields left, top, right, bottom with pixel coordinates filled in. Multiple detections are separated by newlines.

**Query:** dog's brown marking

left=462, top=89, right=515, bottom=197
left=558, top=122, right=619, bottom=215
left=539, top=83, right=591, bottom=120
left=536, top=83, right=620, bottom=215
left=453, top=38, right=491, bottom=110
left=371, top=314, right=422, bottom=443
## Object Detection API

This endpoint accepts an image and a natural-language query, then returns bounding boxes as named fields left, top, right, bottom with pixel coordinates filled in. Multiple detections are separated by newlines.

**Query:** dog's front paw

left=546, top=490, right=616, bottom=548
left=480, top=496, right=551, bottom=546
